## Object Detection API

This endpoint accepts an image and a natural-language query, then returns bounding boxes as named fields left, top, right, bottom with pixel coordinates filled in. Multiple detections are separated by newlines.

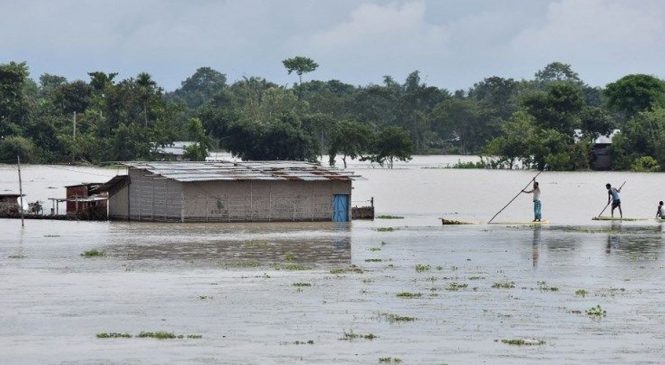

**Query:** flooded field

left=1, top=158, right=665, bottom=364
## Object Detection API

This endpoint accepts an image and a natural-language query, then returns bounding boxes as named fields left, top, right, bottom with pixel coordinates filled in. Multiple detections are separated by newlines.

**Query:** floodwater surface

left=1, top=157, right=665, bottom=364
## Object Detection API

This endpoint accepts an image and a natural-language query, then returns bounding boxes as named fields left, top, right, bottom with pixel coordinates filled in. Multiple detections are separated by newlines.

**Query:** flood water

left=1, top=157, right=665, bottom=364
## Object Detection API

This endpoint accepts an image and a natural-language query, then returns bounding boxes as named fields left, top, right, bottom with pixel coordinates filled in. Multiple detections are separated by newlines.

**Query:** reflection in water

left=532, top=226, right=541, bottom=268
left=107, top=223, right=352, bottom=266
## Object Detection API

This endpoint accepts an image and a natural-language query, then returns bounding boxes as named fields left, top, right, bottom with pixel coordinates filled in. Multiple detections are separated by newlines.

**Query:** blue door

left=332, top=194, right=350, bottom=222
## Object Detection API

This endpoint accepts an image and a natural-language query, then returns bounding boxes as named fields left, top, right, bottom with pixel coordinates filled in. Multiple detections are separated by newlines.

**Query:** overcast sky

left=1, top=0, right=664, bottom=91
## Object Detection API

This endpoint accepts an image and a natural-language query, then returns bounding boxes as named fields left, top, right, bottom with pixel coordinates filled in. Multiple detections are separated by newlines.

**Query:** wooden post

left=17, top=155, right=24, bottom=227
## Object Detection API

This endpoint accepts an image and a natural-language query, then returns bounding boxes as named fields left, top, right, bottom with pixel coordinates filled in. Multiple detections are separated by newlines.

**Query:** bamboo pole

left=488, top=171, right=543, bottom=224
left=17, top=155, right=24, bottom=227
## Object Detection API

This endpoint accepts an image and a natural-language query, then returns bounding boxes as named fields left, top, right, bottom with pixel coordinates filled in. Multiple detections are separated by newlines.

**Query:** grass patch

left=281, top=263, right=311, bottom=271
left=368, top=247, right=382, bottom=252
left=284, top=253, right=296, bottom=262
left=586, top=305, right=606, bottom=318
left=492, top=281, right=515, bottom=289
left=330, top=266, right=364, bottom=274
left=500, top=338, right=545, bottom=346
left=376, top=227, right=397, bottom=232
left=137, top=331, right=202, bottom=339
left=379, top=357, right=402, bottom=363
left=377, top=215, right=404, bottom=219
left=446, top=282, right=468, bottom=291
left=537, top=281, right=559, bottom=292
left=365, top=258, right=383, bottom=262
left=292, top=282, right=312, bottom=287
left=380, top=313, right=416, bottom=323
left=415, top=264, right=431, bottom=273
left=81, top=249, right=104, bottom=257
left=340, top=330, right=377, bottom=341
left=575, top=289, right=588, bottom=297
left=96, top=332, right=132, bottom=338
left=396, top=292, right=422, bottom=298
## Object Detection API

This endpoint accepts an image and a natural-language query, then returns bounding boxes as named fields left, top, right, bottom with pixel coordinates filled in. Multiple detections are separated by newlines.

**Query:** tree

left=182, top=118, right=212, bottom=161
left=579, top=107, right=615, bottom=139
left=535, top=62, right=581, bottom=84
left=282, top=56, right=319, bottom=84
left=328, top=120, right=374, bottom=168
left=522, top=82, right=585, bottom=134
left=171, top=67, right=227, bottom=110
left=0, top=135, right=38, bottom=163
left=605, top=74, right=665, bottom=119
left=484, top=111, right=535, bottom=169
left=372, top=127, right=413, bottom=168
left=136, top=72, right=158, bottom=128
left=0, top=61, right=30, bottom=136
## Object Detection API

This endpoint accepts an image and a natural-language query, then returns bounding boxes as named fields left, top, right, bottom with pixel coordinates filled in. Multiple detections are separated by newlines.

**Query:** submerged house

left=0, top=194, right=22, bottom=215
left=100, top=161, right=358, bottom=222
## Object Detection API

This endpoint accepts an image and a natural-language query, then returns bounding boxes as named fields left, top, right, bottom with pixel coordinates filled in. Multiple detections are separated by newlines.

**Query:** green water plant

left=586, top=305, right=606, bottom=318
left=377, top=215, right=404, bottom=219
left=396, top=292, right=422, bottom=298
left=340, top=330, right=377, bottom=340
left=365, top=258, right=383, bottom=262
left=330, top=266, right=364, bottom=274
left=380, top=313, right=416, bottom=323
left=292, top=282, right=312, bottom=287
left=379, top=357, right=402, bottom=363
left=492, top=281, right=515, bottom=289
left=446, top=282, right=468, bottom=291
left=377, top=227, right=396, bottom=232
left=500, top=338, right=545, bottom=346
left=415, top=264, right=431, bottom=272
left=81, top=249, right=104, bottom=257
left=96, top=332, right=132, bottom=338
left=575, top=289, right=588, bottom=297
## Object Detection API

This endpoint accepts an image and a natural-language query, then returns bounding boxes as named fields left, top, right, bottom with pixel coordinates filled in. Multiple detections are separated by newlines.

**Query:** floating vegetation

left=377, top=215, right=404, bottom=219
left=7, top=255, right=25, bottom=259
left=330, top=266, right=364, bottom=274
left=137, top=331, right=202, bottom=339
left=96, top=332, right=132, bottom=338
left=499, top=338, right=545, bottom=346
left=280, top=263, right=311, bottom=271
left=340, top=330, right=377, bottom=341
left=380, top=313, right=416, bottom=323
left=377, top=227, right=397, bottom=232
left=492, top=281, right=515, bottom=289
left=284, top=253, right=296, bottom=262
left=537, top=281, right=559, bottom=292
left=81, top=249, right=104, bottom=257
left=396, top=292, right=422, bottom=298
left=586, top=305, right=607, bottom=318
left=446, top=282, right=468, bottom=291
left=575, top=289, right=588, bottom=297
left=365, top=258, right=383, bottom=262
left=415, top=264, right=431, bottom=272
left=368, top=247, right=382, bottom=252
left=379, top=357, right=402, bottom=363
left=293, top=340, right=315, bottom=345
left=292, top=282, right=312, bottom=287
left=43, top=234, right=61, bottom=237
left=468, top=276, right=485, bottom=280
left=198, top=295, right=212, bottom=300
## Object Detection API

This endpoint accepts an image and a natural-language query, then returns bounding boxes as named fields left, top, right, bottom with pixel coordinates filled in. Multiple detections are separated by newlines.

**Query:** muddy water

left=1, top=158, right=665, bottom=364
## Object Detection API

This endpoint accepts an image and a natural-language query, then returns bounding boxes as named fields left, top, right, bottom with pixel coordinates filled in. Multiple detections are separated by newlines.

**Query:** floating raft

left=440, top=218, right=472, bottom=225
left=488, top=220, right=550, bottom=225
left=592, top=216, right=649, bottom=221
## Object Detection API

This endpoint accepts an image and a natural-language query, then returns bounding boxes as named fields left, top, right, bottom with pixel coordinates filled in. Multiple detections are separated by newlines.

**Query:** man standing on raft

left=606, top=183, right=622, bottom=218
left=522, top=181, right=541, bottom=222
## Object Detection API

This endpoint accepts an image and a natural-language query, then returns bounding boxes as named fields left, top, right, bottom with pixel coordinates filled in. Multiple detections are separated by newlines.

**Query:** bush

left=0, top=136, right=39, bottom=163
left=631, top=156, right=660, bottom=172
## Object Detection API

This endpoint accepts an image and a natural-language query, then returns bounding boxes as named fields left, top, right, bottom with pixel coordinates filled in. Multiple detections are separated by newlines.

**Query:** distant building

left=62, top=183, right=108, bottom=218
left=153, top=141, right=197, bottom=160
left=100, top=161, right=358, bottom=222
left=589, top=129, right=620, bottom=171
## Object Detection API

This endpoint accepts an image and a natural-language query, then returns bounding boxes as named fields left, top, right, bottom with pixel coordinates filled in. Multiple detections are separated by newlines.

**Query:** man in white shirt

left=522, top=181, right=541, bottom=222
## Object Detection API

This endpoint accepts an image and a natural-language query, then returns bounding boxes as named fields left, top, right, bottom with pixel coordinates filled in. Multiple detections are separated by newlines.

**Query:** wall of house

left=108, top=184, right=129, bottom=220
left=127, top=168, right=184, bottom=222
left=181, top=180, right=351, bottom=222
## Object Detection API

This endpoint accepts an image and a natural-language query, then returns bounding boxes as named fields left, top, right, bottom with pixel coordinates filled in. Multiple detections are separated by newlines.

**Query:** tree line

left=1, top=58, right=665, bottom=170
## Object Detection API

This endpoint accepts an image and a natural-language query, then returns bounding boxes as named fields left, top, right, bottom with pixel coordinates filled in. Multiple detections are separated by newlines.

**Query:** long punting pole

left=17, top=154, right=25, bottom=228
left=596, top=181, right=626, bottom=218
left=487, top=170, right=543, bottom=224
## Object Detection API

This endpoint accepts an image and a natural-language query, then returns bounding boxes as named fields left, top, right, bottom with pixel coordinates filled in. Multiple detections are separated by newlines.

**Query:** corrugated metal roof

left=122, top=161, right=359, bottom=182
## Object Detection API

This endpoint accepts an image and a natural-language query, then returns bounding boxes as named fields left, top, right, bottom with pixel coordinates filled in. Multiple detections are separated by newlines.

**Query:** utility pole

left=17, top=154, right=24, bottom=228
left=73, top=111, right=77, bottom=138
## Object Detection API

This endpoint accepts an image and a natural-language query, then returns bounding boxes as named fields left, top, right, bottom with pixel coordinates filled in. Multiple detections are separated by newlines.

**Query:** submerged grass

left=396, top=292, right=422, bottom=298
left=586, top=305, right=607, bottom=318
left=340, top=330, right=377, bottom=341
left=415, top=264, right=431, bottom=273
left=500, top=338, right=545, bottom=346
left=376, top=227, right=397, bottom=232
left=492, top=281, right=515, bottom=289
left=365, top=258, right=383, bottom=262
left=292, top=282, right=312, bottom=287
left=96, top=332, right=132, bottom=338
left=137, top=331, right=202, bottom=339
left=379, top=357, right=403, bottom=363
left=330, top=266, right=364, bottom=274
left=537, top=281, right=559, bottom=292
left=575, top=289, right=588, bottom=297
left=377, top=215, right=404, bottom=219
left=446, top=282, right=468, bottom=291
left=81, top=249, right=104, bottom=257
left=380, top=312, right=416, bottom=323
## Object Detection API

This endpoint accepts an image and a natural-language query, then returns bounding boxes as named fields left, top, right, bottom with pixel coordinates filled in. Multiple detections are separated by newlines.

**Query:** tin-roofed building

left=100, top=161, right=358, bottom=222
